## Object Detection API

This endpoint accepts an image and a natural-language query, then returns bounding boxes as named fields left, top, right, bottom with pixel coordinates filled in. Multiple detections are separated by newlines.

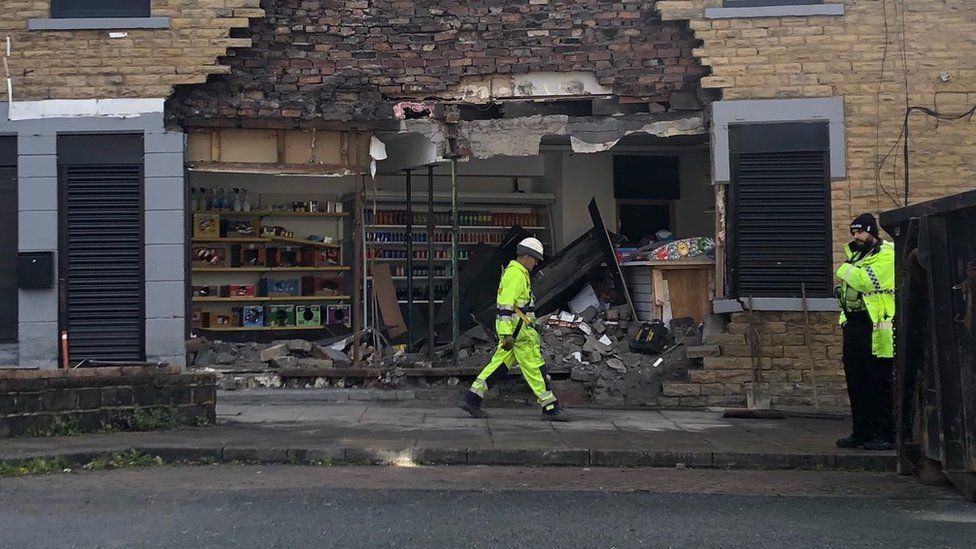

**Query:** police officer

left=459, top=237, right=568, bottom=421
left=834, top=213, right=895, bottom=451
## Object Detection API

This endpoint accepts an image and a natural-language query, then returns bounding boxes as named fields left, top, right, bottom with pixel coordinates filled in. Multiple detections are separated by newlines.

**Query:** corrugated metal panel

left=730, top=150, right=832, bottom=298
left=64, top=165, right=144, bottom=360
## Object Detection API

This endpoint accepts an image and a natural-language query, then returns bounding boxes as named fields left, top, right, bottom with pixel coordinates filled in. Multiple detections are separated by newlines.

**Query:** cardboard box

left=301, top=275, right=342, bottom=296
left=192, top=247, right=226, bottom=267
left=193, top=285, right=219, bottom=297
left=221, top=284, right=256, bottom=297
left=327, top=304, right=351, bottom=328
left=240, top=305, right=265, bottom=327
left=231, top=245, right=266, bottom=267
left=260, top=278, right=300, bottom=297
left=222, top=219, right=256, bottom=238
left=301, top=247, right=341, bottom=267
left=268, top=305, right=296, bottom=327
left=295, top=305, right=322, bottom=327
left=191, top=308, right=204, bottom=328
left=266, top=247, right=300, bottom=268
left=193, top=214, right=220, bottom=238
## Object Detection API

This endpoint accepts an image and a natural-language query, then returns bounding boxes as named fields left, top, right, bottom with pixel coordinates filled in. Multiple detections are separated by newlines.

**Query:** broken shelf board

left=195, top=326, right=325, bottom=332
left=278, top=368, right=384, bottom=378
left=398, top=300, right=444, bottom=304
left=192, top=266, right=350, bottom=273
left=269, top=236, right=342, bottom=249
left=192, top=296, right=351, bottom=303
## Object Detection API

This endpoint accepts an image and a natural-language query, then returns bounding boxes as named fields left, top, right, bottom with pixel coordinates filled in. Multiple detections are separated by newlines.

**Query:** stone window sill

left=28, top=17, right=170, bottom=31
left=705, top=4, right=844, bottom=19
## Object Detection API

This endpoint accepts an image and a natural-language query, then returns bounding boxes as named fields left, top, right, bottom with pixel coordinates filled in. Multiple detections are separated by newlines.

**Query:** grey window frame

left=51, top=0, right=151, bottom=18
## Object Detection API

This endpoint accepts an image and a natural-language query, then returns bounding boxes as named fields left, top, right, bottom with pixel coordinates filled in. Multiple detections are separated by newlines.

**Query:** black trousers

left=842, top=312, right=894, bottom=442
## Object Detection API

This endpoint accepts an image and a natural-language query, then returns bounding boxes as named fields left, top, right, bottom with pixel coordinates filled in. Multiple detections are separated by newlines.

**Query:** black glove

left=500, top=336, right=514, bottom=351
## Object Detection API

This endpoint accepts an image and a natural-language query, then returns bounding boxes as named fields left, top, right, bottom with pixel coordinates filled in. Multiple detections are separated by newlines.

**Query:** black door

left=58, top=135, right=145, bottom=361
left=0, top=137, right=16, bottom=342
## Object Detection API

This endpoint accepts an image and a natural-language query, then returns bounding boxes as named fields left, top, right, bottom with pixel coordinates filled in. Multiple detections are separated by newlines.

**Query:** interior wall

left=674, top=150, right=713, bottom=238
left=542, top=147, right=713, bottom=250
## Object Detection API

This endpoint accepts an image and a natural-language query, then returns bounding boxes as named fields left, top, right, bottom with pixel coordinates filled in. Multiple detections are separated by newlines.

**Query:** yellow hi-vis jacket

left=835, top=240, right=895, bottom=358
left=495, top=260, right=536, bottom=337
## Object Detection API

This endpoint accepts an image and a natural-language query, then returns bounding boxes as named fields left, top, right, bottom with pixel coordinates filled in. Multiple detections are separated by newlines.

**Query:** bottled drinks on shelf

left=366, top=209, right=538, bottom=228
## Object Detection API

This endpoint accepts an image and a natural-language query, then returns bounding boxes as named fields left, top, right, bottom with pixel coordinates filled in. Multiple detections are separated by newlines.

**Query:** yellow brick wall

left=658, top=0, right=976, bottom=263
left=0, top=0, right=264, bottom=100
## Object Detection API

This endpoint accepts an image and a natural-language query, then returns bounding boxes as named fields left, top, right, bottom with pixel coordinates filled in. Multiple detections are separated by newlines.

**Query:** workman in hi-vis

left=459, top=237, right=569, bottom=421
left=834, top=213, right=895, bottom=451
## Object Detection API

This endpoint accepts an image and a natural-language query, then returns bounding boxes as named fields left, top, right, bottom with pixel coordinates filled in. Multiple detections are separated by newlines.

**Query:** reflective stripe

left=874, top=321, right=893, bottom=331
left=538, top=391, right=557, bottom=407
left=865, top=266, right=882, bottom=292
left=839, top=263, right=855, bottom=287
left=470, top=379, right=487, bottom=398
left=865, top=289, right=895, bottom=296
left=496, top=304, right=514, bottom=311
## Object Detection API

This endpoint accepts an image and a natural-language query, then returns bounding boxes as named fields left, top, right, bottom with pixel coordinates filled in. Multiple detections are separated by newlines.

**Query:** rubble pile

left=445, top=301, right=702, bottom=406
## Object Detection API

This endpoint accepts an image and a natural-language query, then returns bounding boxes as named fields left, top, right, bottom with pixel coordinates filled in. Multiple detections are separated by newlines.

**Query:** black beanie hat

left=850, top=213, right=879, bottom=238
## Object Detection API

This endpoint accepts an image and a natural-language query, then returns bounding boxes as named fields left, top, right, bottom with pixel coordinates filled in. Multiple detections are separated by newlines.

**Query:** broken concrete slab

left=214, top=352, right=238, bottom=366
left=260, top=344, right=290, bottom=363
left=297, top=358, right=334, bottom=369
left=313, top=346, right=352, bottom=366
left=185, top=337, right=210, bottom=353
left=686, top=344, right=721, bottom=359
left=606, top=358, right=626, bottom=373
left=283, top=339, right=314, bottom=353
left=271, top=356, right=298, bottom=369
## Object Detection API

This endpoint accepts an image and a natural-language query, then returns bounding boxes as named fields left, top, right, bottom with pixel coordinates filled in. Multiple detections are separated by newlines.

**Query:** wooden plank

left=371, top=263, right=407, bottom=339
left=662, top=267, right=710, bottom=322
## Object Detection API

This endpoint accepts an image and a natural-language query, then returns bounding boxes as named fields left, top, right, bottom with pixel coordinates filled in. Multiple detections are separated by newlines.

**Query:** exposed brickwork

left=1, top=0, right=264, bottom=100
left=0, top=366, right=216, bottom=438
left=666, top=312, right=848, bottom=411
left=167, top=0, right=708, bottom=126
left=656, top=1, right=976, bottom=409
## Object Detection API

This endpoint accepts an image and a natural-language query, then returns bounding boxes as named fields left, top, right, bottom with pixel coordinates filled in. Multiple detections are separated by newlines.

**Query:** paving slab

left=0, top=397, right=896, bottom=472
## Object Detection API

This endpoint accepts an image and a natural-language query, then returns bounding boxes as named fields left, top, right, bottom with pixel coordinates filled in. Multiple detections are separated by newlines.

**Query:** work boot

left=459, top=400, right=489, bottom=418
left=862, top=438, right=895, bottom=451
left=835, top=435, right=866, bottom=449
left=541, top=408, right=571, bottom=422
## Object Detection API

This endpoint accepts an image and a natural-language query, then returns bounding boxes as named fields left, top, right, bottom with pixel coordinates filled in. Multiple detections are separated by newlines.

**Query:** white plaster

left=8, top=98, right=165, bottom=121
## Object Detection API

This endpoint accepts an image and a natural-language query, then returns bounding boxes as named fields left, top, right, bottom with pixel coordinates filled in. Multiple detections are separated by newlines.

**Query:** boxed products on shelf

left=240, top=306, right=266, bottom=327
left=327, top=304, right=351, bottom=328
left=268, top=305, right=297, bottom=327
left=295, top=305, right=322, bottom=327
left=261, top=278, right=301, bottom=297
left=192, top=247, right=226, bottom=267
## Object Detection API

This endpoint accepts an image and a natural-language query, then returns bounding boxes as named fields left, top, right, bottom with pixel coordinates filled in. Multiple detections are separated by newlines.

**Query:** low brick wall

left=663, top=311, right=850, bottom=412
left=0, top=366, right=216, bottom=438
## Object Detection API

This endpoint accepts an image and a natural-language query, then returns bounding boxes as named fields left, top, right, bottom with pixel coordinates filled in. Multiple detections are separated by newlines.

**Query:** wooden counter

left=620, top=258, right=715, bottom=322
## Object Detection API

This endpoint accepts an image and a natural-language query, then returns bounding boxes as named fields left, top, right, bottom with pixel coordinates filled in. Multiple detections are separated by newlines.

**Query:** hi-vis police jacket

left=495, top=260, right=536, bottom=338
left=835, top=240, right=895, bottom=358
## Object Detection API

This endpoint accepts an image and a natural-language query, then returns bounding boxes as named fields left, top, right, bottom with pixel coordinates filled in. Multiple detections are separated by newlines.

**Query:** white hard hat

left=517, top=237, right=544, bottom=261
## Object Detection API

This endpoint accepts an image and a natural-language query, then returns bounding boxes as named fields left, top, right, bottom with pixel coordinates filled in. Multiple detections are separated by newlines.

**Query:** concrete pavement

left=0, top=390, right=895, bottom=471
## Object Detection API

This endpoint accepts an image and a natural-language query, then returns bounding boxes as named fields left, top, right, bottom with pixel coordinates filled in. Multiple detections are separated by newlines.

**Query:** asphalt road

left=1, top=465, right=973, bottom=548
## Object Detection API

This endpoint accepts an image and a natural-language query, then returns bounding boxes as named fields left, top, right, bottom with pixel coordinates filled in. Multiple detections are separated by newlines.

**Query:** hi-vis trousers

left=462, top=326, right=558, bottom=411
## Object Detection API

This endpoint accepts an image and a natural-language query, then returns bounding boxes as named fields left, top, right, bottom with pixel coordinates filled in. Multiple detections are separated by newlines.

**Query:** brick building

left=1, top=0, right=263, bottom=367
left=4, top=1, right=974, bottom=414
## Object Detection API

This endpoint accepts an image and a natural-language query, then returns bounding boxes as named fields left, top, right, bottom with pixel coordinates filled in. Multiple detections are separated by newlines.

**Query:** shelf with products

left=190, top=185, right=352, bottom=336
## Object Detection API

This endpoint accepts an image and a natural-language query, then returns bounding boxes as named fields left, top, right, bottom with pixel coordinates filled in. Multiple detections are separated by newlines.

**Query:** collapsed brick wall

left=1, top=1, right=264, bottom=100
left=0, top=367, right=216, bottom=438
left=664, top=312, right=849, bottom=411
left=167, top=0, right=709, bottom=127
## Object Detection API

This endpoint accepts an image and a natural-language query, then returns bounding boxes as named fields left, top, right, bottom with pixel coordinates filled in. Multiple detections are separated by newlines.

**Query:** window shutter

left=729, top=122, right=832, bottom=299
